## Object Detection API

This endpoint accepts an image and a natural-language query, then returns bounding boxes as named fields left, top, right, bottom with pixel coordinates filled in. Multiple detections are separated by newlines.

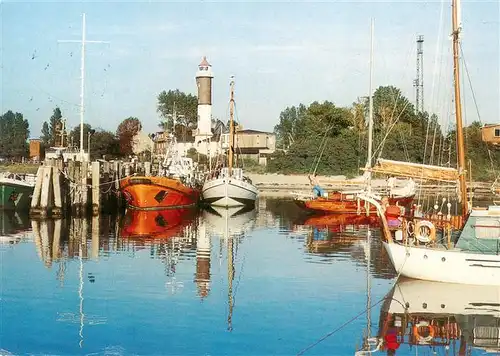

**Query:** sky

left=1, top=0, right=498, bottom=139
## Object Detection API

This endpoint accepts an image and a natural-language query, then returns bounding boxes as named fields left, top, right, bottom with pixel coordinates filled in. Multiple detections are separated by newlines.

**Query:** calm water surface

left=0, top=198, right=497, bottom=355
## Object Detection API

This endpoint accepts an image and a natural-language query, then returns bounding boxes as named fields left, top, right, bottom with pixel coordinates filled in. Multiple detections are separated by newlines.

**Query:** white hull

left=202, top=177, right=258, bottom=207
left=383, top=241, right=500, bottom=286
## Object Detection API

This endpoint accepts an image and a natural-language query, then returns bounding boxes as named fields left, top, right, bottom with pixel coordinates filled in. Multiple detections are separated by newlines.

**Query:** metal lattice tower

left=413, top=35, right=424, bottom=113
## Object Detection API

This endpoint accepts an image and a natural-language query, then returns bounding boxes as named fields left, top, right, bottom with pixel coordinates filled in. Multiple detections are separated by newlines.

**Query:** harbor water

left=0, top=198, right=497, bottom=355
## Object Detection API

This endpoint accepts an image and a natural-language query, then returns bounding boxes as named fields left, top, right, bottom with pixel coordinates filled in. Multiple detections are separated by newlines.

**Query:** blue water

left=0, top=198, right=496, bottom=355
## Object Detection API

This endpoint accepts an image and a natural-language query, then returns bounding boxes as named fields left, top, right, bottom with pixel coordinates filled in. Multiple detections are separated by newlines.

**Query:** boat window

left=474, top=219, right=500, bottom=239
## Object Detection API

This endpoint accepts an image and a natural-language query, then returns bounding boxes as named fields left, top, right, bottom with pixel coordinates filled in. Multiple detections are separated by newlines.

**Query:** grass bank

left=0, top=163, right=40, bottom=174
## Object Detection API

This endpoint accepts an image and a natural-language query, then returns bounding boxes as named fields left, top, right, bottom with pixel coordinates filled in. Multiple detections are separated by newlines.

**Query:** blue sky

left=1, top=0, right=498, bottom=138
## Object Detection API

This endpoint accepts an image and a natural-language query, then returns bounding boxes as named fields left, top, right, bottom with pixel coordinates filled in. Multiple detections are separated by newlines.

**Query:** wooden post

left=92, top=161, right=100, bottom=215
left=52, top=165, right=63, bottom=217
left=81, top=162, right=88, bottom=215
left=40, top=166, right=54, bottom=218
left=30, top=166, right=44, bottom=211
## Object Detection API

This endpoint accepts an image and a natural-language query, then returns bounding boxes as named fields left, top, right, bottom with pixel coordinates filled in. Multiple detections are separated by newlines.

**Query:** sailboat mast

left=452, top=0, right=468, bottom=215
left=366, top=19, right=375, bottom=192
left=228, top=77, right=235, bottom=175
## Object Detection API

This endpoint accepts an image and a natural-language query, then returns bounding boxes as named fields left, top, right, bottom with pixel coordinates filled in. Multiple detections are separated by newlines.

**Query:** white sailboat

left=357, top=0, right=500, bottom=286
left=202, top=77, right=258, bottom=207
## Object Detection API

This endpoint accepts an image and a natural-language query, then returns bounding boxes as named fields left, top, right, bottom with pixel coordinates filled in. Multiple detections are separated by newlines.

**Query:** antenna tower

left=413, top=35, right=424, bottom=113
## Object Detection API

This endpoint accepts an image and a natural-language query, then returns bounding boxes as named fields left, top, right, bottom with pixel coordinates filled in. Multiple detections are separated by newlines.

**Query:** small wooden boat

left=120, top=176, right=200, bottom=210
left=295, top=190, right=414, bottom=215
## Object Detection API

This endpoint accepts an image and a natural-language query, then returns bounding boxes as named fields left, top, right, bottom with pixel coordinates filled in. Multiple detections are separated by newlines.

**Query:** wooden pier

left=29, top=159, right=151, bottom=218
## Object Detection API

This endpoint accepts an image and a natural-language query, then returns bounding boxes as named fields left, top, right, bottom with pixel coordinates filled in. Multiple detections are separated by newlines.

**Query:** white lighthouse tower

left=195, top=56, right=214, bottom=149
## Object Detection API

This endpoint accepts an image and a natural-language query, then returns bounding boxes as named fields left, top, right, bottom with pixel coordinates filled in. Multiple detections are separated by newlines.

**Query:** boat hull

left=296, top=193, right=414, bottom=215
left=120, top=176, right=200, bottom=210
left=383, top=241, right=500, bottom=286
left=202, top=177, right=258, bottom=207
left=0, top=181, right=34, bottom=211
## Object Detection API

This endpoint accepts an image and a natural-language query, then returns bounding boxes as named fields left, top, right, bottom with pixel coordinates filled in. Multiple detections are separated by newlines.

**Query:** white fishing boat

left=202, top=77, right=258, bottom=207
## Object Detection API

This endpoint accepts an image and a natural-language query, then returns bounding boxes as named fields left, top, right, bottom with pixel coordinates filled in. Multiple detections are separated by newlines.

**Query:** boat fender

left=413, top=321, right=435, bottom=344
left=415, top=220, right=436, bottom=244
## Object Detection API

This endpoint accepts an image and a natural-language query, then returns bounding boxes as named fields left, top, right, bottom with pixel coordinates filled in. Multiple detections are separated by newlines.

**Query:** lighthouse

left=195, top=56, right=214, bottom=145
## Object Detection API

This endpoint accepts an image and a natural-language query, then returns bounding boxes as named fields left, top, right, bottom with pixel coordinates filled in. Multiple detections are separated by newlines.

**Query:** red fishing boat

left=120, top=107, right=202, bottom=209
left=120, top=176, right=200, bottom=210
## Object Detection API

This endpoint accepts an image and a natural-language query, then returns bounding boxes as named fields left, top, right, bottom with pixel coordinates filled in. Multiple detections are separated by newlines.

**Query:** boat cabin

left=455, top=206, right=500, bottom=254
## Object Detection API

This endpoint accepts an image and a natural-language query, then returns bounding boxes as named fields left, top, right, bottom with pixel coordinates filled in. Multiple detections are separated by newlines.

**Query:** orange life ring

left=412, top=321, right=435, bottom=344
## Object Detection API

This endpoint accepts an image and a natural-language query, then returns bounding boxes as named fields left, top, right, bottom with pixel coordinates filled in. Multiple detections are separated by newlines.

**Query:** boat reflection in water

left=372, top=279, right=500, bottom=355
left=300, top=213, right=379, bottom=253
left=120, top=208, right=196, bottom=240
left=201, top=205, right=257, bottom=330
left=0, top=211, right=31, bottom=245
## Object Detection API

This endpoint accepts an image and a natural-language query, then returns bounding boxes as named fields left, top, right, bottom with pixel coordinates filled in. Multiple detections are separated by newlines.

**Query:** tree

left=69, top=123, right=93, bottom=150
left=116, top=117, right=142, bottom=156
left=90, top=130, right=121, bottom=160
left=41, top=107, right=63, bottom=147
left=0, top=110, right=30, bottom=160
left=157, top=89, right=198, bottom=141
left=273, top=104, right=307, bottom=149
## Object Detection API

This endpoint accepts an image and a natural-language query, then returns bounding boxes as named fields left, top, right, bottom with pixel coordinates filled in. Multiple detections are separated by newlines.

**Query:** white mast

left=59, top=13, right=109, bottom=161
left=366, top=19, right=375, bottom=193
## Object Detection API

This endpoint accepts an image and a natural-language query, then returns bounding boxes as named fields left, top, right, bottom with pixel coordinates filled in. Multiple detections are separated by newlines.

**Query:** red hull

left=120, top=208, right=195, bottom=240
left=296, top=191, right=414, bottom=215
left=120, top=176, right=200, bottom=210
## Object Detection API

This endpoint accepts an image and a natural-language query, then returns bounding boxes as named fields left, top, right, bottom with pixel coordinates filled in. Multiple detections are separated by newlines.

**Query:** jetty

left=29, top=159, right=152, bottom=218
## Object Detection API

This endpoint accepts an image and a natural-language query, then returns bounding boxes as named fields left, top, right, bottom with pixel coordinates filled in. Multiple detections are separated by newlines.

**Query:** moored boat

left=357, top=0, right=500, bottom=287
left=120, top=106, right=202, bottom=210
left=0, top=172, right=36, bottom=211
left=202, top=77, right=258, bottom=208
left=120, top=175, right=200, bottom=210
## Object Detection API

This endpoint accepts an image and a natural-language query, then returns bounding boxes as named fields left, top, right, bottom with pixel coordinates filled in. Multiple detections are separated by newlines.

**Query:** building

left=132, top=131, right=153, bottom=155
left=29, top=139, right=43, bottom=162
left=481, top=124, right=500, bottom=145
left=222, top=128, right=276, bottom=165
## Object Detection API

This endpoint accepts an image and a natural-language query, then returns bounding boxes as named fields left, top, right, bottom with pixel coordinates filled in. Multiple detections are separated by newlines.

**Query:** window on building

left=495, top=129, right=500, bottom=137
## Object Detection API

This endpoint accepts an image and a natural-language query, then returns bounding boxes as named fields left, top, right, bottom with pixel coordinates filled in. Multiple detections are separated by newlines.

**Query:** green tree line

left=269, top=85, right=500, bottom=181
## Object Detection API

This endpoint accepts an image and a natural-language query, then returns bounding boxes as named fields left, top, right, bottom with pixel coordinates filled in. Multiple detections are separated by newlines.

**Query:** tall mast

left=452, top=0, right=468, bottom=215
left=366, top=19, right=375, bottom=193
left=58, top=13, right=109, bottom=162
left=228, top=77, right=235, bottom=175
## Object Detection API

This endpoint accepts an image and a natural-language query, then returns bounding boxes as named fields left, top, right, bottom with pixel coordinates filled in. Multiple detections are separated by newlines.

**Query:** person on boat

left=308, top=173, right=325, bottom=198
left=382, top=196, right=403, bottom=227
